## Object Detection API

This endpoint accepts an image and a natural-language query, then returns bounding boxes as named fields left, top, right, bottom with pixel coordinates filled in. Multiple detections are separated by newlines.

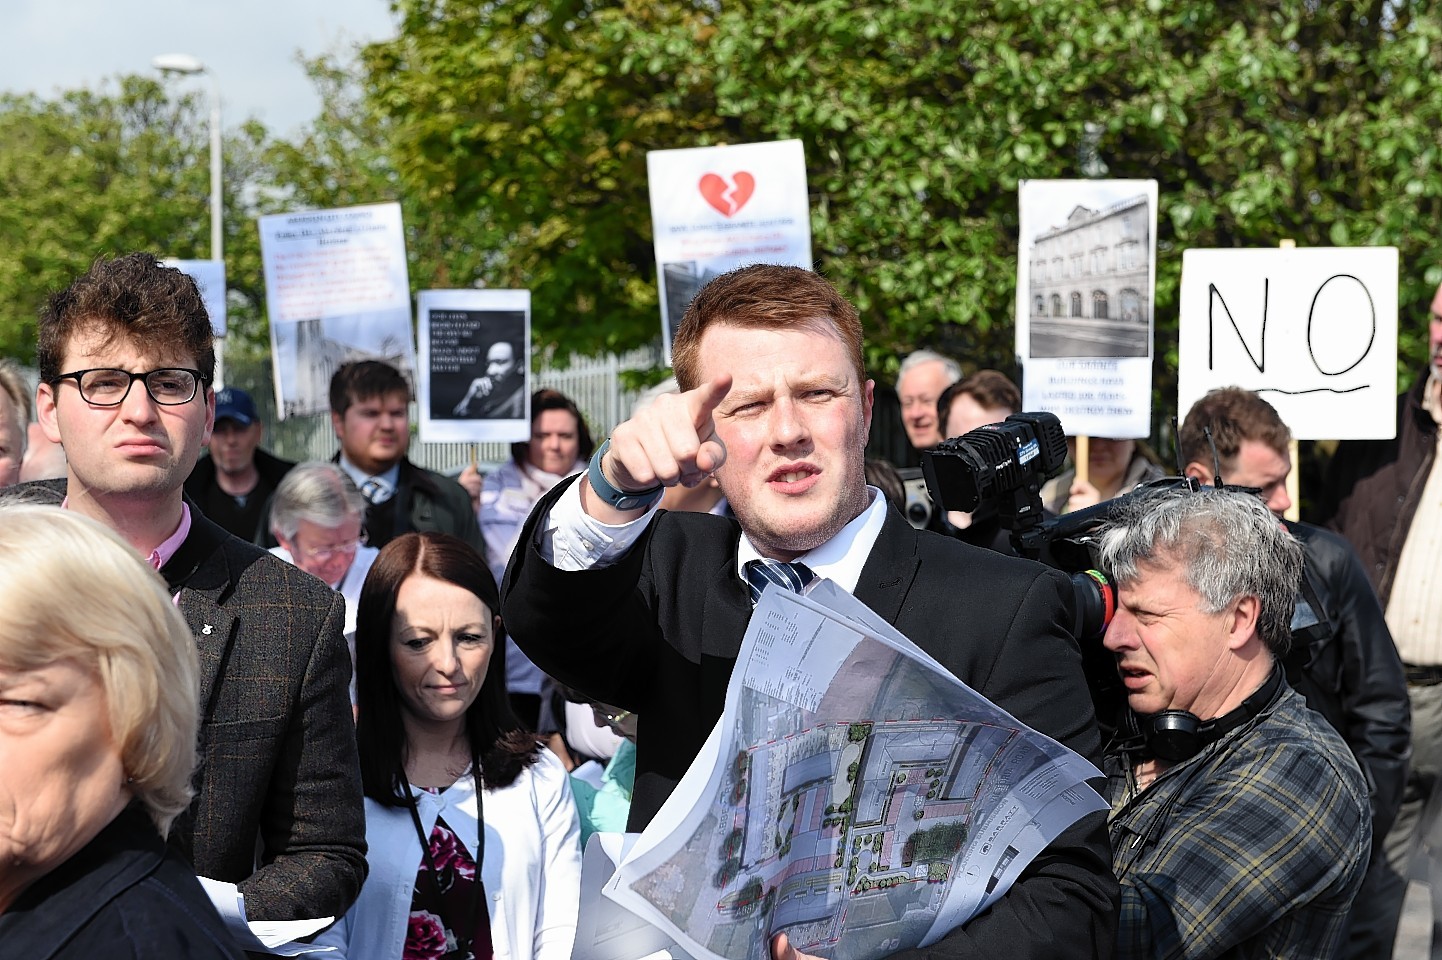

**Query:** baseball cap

left=214, top=387, right=258, bottom=426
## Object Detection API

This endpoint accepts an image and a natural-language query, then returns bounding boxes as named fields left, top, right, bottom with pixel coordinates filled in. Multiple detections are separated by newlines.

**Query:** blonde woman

left=0, top=504, right=239, bottom=958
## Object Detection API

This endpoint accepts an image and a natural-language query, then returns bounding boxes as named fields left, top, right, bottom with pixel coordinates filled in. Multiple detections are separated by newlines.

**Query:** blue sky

left=0, top=0, right=397, bottom=136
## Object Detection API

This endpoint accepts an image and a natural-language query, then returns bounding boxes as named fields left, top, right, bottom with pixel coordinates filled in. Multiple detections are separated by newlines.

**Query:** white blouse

left=312, top=748, right=581, bottom=960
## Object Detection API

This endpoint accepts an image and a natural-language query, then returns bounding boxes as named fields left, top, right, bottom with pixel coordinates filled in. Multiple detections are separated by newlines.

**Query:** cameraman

left=1098, top=487, right=1370, bottom=959
left=1179, top=387, right=1408, bottom=957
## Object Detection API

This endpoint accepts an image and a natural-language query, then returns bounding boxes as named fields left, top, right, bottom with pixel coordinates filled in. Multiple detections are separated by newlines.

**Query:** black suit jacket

left=502, top=476, right=1118, bottom=959
left=0, top=805, right=243, bottom=959
left=21, top=480, right=368, bottom=922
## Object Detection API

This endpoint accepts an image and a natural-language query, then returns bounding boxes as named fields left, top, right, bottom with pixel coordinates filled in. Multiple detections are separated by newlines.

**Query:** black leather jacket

left=1284, top=520, right=1411, bottom=843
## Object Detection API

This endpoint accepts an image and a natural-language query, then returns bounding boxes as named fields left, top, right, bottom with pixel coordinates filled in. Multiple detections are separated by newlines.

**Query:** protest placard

left=1178, top=247, right=1398, bottom=440
left=165, top=259, right=226, bottom=337
left=258, top=202, right=415, bottom=419
left=417, top=289, right=531, bottom=444
left=1016, top=180, right=1158, bottom=439
left=648, top=140, right=812, bottom=362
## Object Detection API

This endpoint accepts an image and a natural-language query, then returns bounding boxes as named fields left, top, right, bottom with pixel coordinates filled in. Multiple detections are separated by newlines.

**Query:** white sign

left=1016, top=179, right=1158, bottom=439
left=648, top=140, right=812, bottom=361
left=257, top=202, right=416, bottom=420
left=1178, top=247, right=1398, bottom=440
left=165, top=259, right=226, bottom=337
left=417, top=289, right=531, bottom=444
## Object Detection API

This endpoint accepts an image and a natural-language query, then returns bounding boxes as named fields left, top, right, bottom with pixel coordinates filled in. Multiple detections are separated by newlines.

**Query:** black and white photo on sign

left=1019, top=182, right=1155, bottom=360
left=271, top=312, right=415, bottom=420
left=1015, top=179, right=1159, bottom=440
left=417, top=289, right=532, bottom=444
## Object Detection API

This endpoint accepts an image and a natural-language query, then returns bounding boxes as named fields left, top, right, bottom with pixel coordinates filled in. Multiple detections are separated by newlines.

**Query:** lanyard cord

left=398, top=755, right=488, bottom=956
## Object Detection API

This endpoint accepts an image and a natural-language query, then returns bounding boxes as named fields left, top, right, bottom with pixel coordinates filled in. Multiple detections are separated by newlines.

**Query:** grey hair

left=1097, top=487, right=1302, bottom=657
left=269, top=461, right=366, bottom=541
left=898, top=350, right=962, bottom=386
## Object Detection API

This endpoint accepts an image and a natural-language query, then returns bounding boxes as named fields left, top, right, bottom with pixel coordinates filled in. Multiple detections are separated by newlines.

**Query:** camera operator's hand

left=580, top=374, right=732, bottom=523
left=1063, top=478, right=1103, bottom=514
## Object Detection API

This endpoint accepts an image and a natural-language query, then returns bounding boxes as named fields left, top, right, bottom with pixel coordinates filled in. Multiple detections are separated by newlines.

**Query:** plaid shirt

left=1105, top=683, right=1371, bottom=960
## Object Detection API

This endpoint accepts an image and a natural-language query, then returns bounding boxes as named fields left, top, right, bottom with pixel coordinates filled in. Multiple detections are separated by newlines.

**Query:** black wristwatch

left=588, top=438, right=665, bottom=511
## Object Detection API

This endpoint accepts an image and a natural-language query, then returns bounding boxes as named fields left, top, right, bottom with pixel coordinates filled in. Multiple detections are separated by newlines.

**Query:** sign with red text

left=648, top=140, right=812, bottom=362
left=258, top=202, right=416, bottom=419
left=1178, top=247, right=1398, bottom=440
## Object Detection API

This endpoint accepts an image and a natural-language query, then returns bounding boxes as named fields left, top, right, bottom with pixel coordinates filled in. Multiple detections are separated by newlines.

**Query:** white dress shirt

left=540, top=478, right=886, bottom=594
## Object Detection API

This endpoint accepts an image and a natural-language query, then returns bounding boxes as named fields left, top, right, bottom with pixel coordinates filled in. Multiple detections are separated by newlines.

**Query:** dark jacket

left=503, top=477, right=1119, bottom=959
left=185, top=446, right=296, bottom=545
left=1284, top=520, right=1410, bottom=843
left=1320, top=373, right=1436, bottom=603
left=0, top=805, right=243, bottom=959
left=338, top=456, right=484, bottom=555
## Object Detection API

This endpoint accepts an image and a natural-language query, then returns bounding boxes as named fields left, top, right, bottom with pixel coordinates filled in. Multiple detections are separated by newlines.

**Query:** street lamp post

left=153, top=53, right=225, bottom=387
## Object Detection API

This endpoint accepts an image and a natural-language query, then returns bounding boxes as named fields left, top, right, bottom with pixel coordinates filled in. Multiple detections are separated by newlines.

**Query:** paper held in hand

left=597, top=580, right=1106, bottom=960
left=197, top=877, right=335, bottom=956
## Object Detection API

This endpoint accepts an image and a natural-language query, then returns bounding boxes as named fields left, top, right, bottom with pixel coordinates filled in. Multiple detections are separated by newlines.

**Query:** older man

left=896, top=348, right=961, bottom=452
left=503, top=264, right=1117, bottom=958
left=27, top=253, right=366, bottom=921
left=1099, top=487, right=1370, bottom=959
left=1178, top=388, right=1408, bottom=862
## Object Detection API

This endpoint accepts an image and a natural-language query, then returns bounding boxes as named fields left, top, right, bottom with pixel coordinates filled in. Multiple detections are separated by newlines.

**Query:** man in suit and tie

left=328, top=359, right=484, bottom=553
left=27, top=253, right=366, bottom=921
left=502, top=264, right=1117, bottom=959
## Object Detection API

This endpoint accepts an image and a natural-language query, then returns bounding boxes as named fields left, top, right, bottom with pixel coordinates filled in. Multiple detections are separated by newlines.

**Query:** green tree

left=347, top=0, right=1442, bottom=412
left=0, top=77, right=272, bottom=364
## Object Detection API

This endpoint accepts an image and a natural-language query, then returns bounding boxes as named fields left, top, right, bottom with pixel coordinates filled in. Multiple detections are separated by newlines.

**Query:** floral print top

left=403, top=813, right=493, bottom=960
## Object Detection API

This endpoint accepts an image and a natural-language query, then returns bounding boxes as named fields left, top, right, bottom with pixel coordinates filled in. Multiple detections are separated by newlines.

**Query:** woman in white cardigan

left=314, top=531, right=580, bottom=960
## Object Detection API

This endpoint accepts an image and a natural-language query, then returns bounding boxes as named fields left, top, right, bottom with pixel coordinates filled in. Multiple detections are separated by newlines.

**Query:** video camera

left=922, top=411, right=1210, bottom=643
left=923, top=412, right=1260, bottom=738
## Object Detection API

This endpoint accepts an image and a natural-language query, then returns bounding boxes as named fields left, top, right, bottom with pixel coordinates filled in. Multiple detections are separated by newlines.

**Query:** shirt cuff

left=536, top=477, right=660, bottom=570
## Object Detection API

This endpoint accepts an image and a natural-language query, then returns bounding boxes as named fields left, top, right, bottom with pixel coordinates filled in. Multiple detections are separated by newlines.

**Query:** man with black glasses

left=26, top=253, right=366, bottom=923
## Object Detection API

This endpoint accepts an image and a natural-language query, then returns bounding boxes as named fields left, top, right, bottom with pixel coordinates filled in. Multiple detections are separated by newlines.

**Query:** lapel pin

left=202, top=624, right=214, bottom=635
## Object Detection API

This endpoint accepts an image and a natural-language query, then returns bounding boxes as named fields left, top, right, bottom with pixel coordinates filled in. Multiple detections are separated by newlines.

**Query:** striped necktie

left=744, top=559, right=816, bottom=607
left=360, top=476, right=394, bottom=505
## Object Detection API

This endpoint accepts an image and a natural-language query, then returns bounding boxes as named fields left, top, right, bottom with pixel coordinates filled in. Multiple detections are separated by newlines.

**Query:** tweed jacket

left=502, top=476, right=1119, bottom=959
left=23, top=480, right=368, bottom=922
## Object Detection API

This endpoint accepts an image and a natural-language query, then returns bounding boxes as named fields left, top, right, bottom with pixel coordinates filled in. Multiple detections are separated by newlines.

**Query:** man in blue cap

left=185, top=386, right=295, bottom=543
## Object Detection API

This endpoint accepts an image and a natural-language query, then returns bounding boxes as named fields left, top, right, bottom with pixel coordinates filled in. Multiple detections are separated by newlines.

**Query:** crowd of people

left=0, top=250, right=1436, bottom=959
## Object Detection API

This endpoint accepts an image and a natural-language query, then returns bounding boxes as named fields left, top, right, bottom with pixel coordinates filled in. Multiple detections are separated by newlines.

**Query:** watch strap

left=588, top=438, right=665, bottom=511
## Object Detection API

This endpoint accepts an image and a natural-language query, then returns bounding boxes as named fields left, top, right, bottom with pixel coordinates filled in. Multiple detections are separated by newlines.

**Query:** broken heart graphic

left=698, top=171, right=756, bottom=217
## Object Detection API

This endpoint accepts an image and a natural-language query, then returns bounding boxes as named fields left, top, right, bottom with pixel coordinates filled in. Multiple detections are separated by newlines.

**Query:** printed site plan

left=606, top=581, right=1106, bottom=960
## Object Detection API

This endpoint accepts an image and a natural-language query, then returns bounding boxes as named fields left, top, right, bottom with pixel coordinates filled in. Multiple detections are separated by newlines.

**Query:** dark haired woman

left=313, top=532, right=580, bottom=960
left=463, top=388, right=594, bottom=727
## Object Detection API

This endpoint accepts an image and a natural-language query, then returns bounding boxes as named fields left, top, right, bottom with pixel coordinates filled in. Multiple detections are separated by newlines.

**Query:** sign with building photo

left=1178, top=246, right=1398, bottom=440
left=417, top=289, right=531, bottom=444
left=648, top=139, right=813, bottom=363
left=1016, top=179, right=1158, bottom=439
left=258, top=202, right=416, bottom=420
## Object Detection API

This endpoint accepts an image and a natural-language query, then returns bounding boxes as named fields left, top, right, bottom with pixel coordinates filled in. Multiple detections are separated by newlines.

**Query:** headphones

left=1120, top=665, right=1284, bottom=764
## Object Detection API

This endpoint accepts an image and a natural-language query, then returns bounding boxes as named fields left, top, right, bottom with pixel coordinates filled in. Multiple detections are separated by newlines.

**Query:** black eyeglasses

left=50, top=368, right=208, bottom=407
